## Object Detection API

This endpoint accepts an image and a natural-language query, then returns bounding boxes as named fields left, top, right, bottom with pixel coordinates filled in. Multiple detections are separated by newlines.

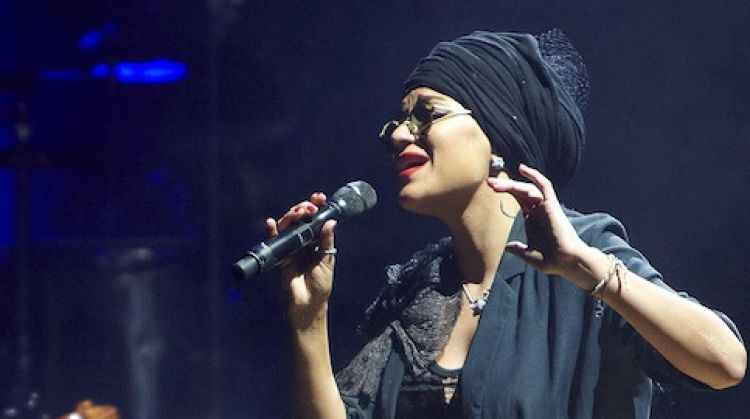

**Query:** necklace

left=462, top=283, right=491, bottom=315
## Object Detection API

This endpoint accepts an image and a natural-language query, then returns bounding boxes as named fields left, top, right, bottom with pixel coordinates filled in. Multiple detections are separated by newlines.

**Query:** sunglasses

left=378, top=98, right=472, bottom=154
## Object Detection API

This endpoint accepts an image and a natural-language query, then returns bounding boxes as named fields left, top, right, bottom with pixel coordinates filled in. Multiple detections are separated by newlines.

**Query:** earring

left=499, top=198, right=516, bottom=219
left=490, top=155, right=505, bottom=174
left=490, top=156, right=516, bottom=219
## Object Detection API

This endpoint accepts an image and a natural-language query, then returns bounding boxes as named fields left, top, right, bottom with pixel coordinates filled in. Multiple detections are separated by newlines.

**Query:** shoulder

left=563, top=207, right=629, bottom=244
left=563, top=208, right=665, bottom=283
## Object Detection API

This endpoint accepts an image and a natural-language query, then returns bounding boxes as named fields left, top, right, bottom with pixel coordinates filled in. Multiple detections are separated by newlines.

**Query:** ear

left=489, top=155, right=505, bottom=175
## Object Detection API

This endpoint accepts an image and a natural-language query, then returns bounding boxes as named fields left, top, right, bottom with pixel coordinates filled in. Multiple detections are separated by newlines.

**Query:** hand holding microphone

left=232, top=181, right=376, bottom=327
left=233, top=180, right=377, bottom=280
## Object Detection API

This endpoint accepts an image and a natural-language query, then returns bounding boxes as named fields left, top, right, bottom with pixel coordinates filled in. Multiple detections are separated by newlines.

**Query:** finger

left=505, top=241, right=545, bottom=268
left=277, top=201, right=317, bottom=231
left=518, top=164, right=557, bottom=201
left=266, top=217, right=279, bottom=237
left=276, top=209, right=297, bottom=231
left=487, top=177, right=543, bottom=211
left=487, top=178, right=543, bottom=201
left=310, top=192, right=327, bottom=207
left=316, top=220, right=338, bottom=268
left=318, top=220, right=337, bottom=255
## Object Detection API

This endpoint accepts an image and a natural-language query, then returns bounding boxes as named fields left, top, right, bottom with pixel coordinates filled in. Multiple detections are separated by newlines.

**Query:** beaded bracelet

left=589, top=253, right=625, bottom=296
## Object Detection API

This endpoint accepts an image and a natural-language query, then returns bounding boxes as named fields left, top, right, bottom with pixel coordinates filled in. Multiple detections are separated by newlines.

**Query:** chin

left=397, top=187, right=420, bottom=212
left=397, top=183, right=440, bottom=216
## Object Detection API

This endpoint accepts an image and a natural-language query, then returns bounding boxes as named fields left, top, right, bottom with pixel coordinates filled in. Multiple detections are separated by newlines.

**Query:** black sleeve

left=581, top=213, right=743, bottom=391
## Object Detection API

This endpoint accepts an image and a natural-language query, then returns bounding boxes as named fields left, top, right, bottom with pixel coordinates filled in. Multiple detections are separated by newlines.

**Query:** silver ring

left=315, top=246, right=337, bottom=256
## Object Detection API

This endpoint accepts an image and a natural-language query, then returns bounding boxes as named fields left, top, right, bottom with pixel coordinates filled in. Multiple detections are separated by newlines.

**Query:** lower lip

left=398, top=164, right=425, bottom=179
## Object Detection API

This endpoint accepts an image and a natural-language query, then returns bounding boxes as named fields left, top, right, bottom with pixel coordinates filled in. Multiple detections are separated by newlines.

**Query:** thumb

left=506, top=241, right=545, bottom=268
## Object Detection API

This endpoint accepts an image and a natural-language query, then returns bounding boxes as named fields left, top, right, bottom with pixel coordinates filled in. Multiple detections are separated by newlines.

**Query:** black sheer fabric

left=335, top=238, right=463, bottom=406
left=395, top=362, right=462, bottom=419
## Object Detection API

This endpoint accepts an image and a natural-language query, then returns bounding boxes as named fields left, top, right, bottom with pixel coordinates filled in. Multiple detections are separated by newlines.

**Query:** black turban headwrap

left=404, top=29, right=589, bottom=188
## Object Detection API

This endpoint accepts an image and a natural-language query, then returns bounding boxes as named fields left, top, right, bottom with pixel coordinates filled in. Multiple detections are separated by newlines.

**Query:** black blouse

left=341, top=211, right=742, bottom=418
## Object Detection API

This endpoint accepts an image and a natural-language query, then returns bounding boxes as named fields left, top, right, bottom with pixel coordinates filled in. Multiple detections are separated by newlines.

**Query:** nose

left=390, top=122, right=418, bottom=154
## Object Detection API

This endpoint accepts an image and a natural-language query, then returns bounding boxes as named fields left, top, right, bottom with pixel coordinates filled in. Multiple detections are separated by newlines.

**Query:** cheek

left=434, top=127, right=492, bottom=179
left=449, top=154, right=489, bottom=185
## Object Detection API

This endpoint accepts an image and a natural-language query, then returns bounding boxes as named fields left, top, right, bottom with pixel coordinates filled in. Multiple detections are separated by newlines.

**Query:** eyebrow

left=417, top=94, right=446, bottom=102
left=401, top=94, right=449, bottom=111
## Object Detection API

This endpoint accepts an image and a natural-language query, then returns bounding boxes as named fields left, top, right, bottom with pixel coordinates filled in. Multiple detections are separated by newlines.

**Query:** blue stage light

left=78, top=31, right=102, bottom=51
left=91, top=63, right=110, bottom=79
left=41, top=60, right=187, bottom=84
left=114, top=59, right=187, bottom=84
left=78, top=23, right=118, bottom=51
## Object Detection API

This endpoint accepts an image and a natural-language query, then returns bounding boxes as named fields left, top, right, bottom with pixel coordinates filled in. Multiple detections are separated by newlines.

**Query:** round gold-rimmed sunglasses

left=378, top=100, right=472, bottom=154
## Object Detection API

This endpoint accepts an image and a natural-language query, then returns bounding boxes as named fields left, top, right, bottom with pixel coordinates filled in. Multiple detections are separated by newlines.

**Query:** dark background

left=1, top=1, right=748, bottom=418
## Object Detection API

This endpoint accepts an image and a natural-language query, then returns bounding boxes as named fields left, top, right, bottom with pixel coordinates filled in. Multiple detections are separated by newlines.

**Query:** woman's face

left=387, top=87, right=494, bottom=216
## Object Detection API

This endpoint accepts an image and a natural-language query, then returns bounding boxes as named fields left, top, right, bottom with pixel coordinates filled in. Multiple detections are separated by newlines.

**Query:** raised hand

left=266, top=192, right=338, bottom=329
left=487, top=164, right=586, bottom=277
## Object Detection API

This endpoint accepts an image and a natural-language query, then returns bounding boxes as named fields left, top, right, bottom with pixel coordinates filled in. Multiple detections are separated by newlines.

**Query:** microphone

left=232, top=180, right=377, bottom=280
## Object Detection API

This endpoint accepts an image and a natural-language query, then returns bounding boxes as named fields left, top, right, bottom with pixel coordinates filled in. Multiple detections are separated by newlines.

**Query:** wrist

left=289, top=303, right=329, bottom=334
left=290, top=305, right=332, bottom=369
left=559, top=245, right=610, bottom=291
left=557, top=239, right=595, bottom=279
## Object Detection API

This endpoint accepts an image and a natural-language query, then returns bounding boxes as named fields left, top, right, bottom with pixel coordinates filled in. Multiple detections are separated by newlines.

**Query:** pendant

left=463, top=284, right=491, bottom=315
left=468, top=298, right=487, bottom=315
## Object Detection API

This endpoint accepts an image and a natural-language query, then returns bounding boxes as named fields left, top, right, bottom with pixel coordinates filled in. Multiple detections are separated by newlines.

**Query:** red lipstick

left=397, top=151, right=429, bottom=179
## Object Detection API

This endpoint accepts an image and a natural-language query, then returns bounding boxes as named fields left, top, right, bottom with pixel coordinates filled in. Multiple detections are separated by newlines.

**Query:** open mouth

left=397, top=152, right=429, bottom=178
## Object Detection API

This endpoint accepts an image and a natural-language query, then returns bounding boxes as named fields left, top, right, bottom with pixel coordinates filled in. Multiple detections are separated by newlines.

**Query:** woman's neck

left=441, top=184, right=519, bottom=288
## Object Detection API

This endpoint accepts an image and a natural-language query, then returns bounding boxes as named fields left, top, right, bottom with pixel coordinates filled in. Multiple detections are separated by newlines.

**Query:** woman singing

left=266, top=29, right=746, bottom=418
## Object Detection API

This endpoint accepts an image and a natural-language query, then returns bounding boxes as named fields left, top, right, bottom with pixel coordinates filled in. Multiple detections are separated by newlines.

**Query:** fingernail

left=507, top=241, right=528, bottom=250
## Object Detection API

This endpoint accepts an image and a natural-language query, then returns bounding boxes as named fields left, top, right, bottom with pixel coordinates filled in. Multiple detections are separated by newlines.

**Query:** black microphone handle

left=232, top=204, right=341, bottom=280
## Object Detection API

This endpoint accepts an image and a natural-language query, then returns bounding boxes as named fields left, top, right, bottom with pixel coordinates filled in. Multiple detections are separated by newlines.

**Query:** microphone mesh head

left=331, top=180, right=377, bottom=218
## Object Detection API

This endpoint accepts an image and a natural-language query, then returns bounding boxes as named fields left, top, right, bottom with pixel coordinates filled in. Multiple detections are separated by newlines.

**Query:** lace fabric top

left=395, top=361, right=462, bottom=419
